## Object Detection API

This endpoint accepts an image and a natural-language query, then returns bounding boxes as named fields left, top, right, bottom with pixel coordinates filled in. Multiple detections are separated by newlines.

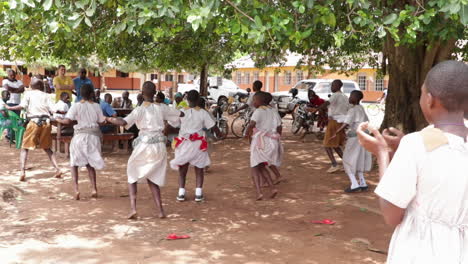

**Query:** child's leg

left=260, top=166, right=278, bottom=198
left=86, top=165, right=98, bottom=198
left=194, top=167, right=204, bottom=201
left=44, top=148, right=62, bottom=178
left=325, top=147, right=337, bottom=166
left=269, top=165, right=282, bottom=184
left=177, top=163, right=189, bottom=200
left=251, top=166, right=263, bottom=200
left=147, top=180, right=166, bottom=218
left=19, top=149, right=29, bottom=181
left=357, top=172, right=368, bottom=189
left=128, top=183, right=137, bottom=219
left=71, top=166, right=80, bottom=200
left=333, top=147, right=343, bottom=159
left=345, top=172, right=360, bottom=190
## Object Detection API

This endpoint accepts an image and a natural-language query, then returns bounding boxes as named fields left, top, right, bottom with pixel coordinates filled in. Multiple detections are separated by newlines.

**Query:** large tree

left=0, top=0, right=466, bottom=131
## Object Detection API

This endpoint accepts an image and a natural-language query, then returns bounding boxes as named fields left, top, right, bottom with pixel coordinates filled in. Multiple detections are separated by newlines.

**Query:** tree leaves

left=44, top=0, right=53, bottom=11
left=383, top=13, right=397, bottom=25
left=460, top=4, right=468, bottom=25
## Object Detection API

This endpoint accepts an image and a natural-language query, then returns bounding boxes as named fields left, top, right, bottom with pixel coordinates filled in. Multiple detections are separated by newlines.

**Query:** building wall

left=231, top=67, right=389, bottom=102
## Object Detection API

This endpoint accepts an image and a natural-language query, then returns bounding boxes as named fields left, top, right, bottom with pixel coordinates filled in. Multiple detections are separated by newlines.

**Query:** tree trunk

left=158, top=71, right=162, bottom=91
left=380, top=37, right=456, bottom=133
left=200, top=63, right=208, bottom=96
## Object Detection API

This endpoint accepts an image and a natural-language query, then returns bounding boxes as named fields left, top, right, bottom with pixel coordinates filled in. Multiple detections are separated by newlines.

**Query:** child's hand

left=356, top=122, right=390, bottom=157
left=329, top=134, right=337, bottom=140
left=382, top=127, right=404, bottom=153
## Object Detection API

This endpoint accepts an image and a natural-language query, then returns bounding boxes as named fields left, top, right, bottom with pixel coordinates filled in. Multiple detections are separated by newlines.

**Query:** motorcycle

left=210, top=101, right=229, bottom=140
left=227, top=92, right=249, bottom=115
left=291, top=103, right=317, bottom=135
left=274, top=88, right=307, bottom=118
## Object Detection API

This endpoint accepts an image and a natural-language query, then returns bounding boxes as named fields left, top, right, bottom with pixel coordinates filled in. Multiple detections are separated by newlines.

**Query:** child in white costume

left=170, top=90, right=222, bottom=202
left=56, top=84, right=105, bottom=200
left=332, top=90, right=372, bottom=193
left=107, top=82, right=182, bottom=219
left=357, top=60, right=468, bottom=264
left=246, top=91, right=283, bottom=200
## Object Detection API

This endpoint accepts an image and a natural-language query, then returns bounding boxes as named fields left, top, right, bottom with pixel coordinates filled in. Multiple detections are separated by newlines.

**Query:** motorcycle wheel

left=218, top=97, right=229, bottom=112
left=216, top=120, right=229, bottom=140
left=231, top=115, right=246, bottom=138
left=291, top=116, right=303, bottom=134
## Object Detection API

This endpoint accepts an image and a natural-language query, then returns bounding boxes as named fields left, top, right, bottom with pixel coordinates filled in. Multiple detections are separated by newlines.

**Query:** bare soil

left=0, top=122, right=392, bottom=264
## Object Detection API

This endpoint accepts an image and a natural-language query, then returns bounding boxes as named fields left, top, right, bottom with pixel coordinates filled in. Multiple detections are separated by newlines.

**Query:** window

left=315, top=82, right=331, bottom=93
left=236, top=72, right=242, bottom=84
left=165, top=74, right=173, bottom=82
left=295, top=81, right=316, bottom=91
left=284, top=71, right=292, bottom=85
left=296, top=70, right=303, bottom=82
left=253, top=71, right=260, bottom=81
left=178, top=75, right=184, bottom=83
left=343, top=83, right=358, bottom=93
left=358, top=75, right=367, bottom=90
left=116, top=70, right=129, bottom=78
left=150, top=74, right=158, bottom=80
left=375, top=79, right=384, bottom=91
left=244, top=72, right=250, bottom=84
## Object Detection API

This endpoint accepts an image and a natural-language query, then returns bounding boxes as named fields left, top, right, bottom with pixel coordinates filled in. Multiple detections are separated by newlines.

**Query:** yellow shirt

left=53, top=76, right=73, bottom=102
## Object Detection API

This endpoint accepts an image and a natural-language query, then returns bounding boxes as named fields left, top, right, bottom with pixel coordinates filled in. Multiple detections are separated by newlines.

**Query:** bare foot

left=128, top=211, right=138, bottom=220
left=74, top=192, right=80, bottom=200
left=54, top=170, right=62, bottom=179
left=274, top=178, right=283, bottom=185
left=19, top=174, right=26, bottom=182
left=91, top=191, right=98, bottom=199
left=256, top=194, right=264, bottom=201
left=159, top=212, right=166, bottom=219
left=270, top=189, right=278, bottom=199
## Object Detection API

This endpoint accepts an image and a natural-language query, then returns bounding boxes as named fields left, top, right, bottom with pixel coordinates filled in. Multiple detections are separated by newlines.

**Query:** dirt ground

left=0, top=120, right=392, bottom=264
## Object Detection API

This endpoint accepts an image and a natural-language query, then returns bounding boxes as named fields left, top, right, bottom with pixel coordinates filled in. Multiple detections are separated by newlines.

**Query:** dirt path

left=0, top=126, right=392, bottom=264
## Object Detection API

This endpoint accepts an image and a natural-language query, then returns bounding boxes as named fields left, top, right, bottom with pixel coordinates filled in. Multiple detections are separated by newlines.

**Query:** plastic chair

left=0, top=111, right=26, bottom=149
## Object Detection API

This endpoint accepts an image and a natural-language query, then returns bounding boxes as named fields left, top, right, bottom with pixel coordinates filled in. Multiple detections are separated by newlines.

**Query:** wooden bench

left=102, top=133, right=134, bottom=152
left=52, top=133, right=73, bottom=156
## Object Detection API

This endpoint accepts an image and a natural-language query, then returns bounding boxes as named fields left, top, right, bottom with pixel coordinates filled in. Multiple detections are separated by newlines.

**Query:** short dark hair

left=254, top=91, right=269, bottom=105
left=332, top=79, right=343, bottom=88
left=156, top=91, right=165, bottom=100
left=6, top=69, right=16, bottom=75
left=79, top=68, right=87, bottom=74
left=350, top=90, right=364, bottom=101
left=142, top=81, right=156, bottom=97
left=187, top=90, right=200, bottom=104
left=253, top=80, right=263, bottom=91
left=198, top=97, right=206, bottom=108
left=58, top=65, right=66, bottom=69
left=60, top=92, right=69, bottom=99
left=424, top=60, right=468, bottom=112
left=104, top=93, right=112, bottom=99
left=81, top=84, right=94, bottom=100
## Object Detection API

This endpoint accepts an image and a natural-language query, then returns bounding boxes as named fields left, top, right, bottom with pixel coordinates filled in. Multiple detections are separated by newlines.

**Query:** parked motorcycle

left=273, top=88, right=307, bottom=118
left=210, top=101, right=229, bottom=140
left=227, top=92, right=249, bottom=115
left=291, top=103, right=317, bottom=134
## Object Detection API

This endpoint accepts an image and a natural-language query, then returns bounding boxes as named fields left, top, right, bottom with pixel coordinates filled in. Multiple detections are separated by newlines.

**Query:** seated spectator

left=100, top=93, right=117, bottom=133
left=112, top=91, right=133, bottom=109
left=54, top=92, right=70, bottom=119
left=173, top=92, right=188, bottom=109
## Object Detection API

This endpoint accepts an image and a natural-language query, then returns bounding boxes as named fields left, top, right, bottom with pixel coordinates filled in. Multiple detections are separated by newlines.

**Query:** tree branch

left=224, top=0, right=255, bottom=22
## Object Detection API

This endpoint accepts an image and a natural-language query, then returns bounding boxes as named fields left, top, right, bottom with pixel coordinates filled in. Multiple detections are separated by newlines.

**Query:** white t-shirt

left=2, top=79, right=23, bottom=105
left=343, top=105, right=369, bottom=133
left=65, top=101, right=106, bottom=130
left=375, top=131, right=468, bottom=263
left=328, top=91, right=350, bottom=122
left=174, top=107, right=216, bottom=138
left=20, top=90, right=54, bottom=117
left=124, top=102, right=180, bottom=134
left=251, top=106, right=282, bottom=132
left=53, top=100, right=70, bottom=118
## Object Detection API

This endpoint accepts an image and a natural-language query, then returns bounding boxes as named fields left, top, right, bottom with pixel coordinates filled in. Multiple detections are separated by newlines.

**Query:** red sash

left=174, top=133, right=208, bottom=151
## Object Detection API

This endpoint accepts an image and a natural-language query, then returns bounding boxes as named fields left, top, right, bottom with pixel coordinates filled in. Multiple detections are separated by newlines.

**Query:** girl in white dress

left=357, top=60, right=468, bottom=264
left=169, top=90, right=222, bottom=202
left=246, top=92, right=283, bottom=200
left=332, top=90, right=372, bottom=193
left=107, top=82, right=182, bottom=219
left=56, top=84, right=105, bottom=200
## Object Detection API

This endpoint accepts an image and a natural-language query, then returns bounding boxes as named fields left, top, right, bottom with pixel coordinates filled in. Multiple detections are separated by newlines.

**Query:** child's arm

left=106, top=117, right=127, bottom=127
left=55, top=118, right=75, bottom=125
left=5, top=105, right=24, bottom=111
left=357, top=122, right=406, bottom=228
left=331, top=123, right=348, bottom=139
left=276, top=125, right=282, bottom=135
left=244, top=120, right=256, bottom=141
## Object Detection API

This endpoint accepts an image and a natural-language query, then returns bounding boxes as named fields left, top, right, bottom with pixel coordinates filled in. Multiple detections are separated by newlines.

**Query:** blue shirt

left=100, top=101, right=116, bottom=117
left=73, top=77, right=94, bottom=102
left=164, top=98, right=171, bottom=105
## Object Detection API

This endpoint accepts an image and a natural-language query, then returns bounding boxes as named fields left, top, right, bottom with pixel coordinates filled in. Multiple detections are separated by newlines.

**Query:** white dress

left=65, top=101, right=105, bottom=169
left=124, top=103, right=180, bottom=185
left=375, top=129, right=468, bottom=264
left=169, top=107, right=216, bottom=170
left=342, top=105, right=372, bottom=175
left=250, top=106, right=283, bottom=167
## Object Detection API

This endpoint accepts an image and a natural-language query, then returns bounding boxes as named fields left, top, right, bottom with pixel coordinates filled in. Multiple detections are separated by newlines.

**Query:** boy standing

left=6, top=79, right=61, bottom=181
left=331, top=90, right=372, bottom=192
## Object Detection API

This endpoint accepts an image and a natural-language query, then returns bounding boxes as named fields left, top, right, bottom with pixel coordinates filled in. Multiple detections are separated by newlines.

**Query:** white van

left=177, top=77, right=247, bottom=104
left=273, top=79, right=360, bottom=101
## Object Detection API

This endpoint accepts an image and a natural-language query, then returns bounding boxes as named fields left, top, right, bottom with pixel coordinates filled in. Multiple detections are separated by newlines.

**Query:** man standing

left=53, top=65, right=74, bottom=102
left=321, top=80, right=350, bottom=173
left=3, top=69, right=25, bottom=140
left=73, top=68, right=94, bottom=102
